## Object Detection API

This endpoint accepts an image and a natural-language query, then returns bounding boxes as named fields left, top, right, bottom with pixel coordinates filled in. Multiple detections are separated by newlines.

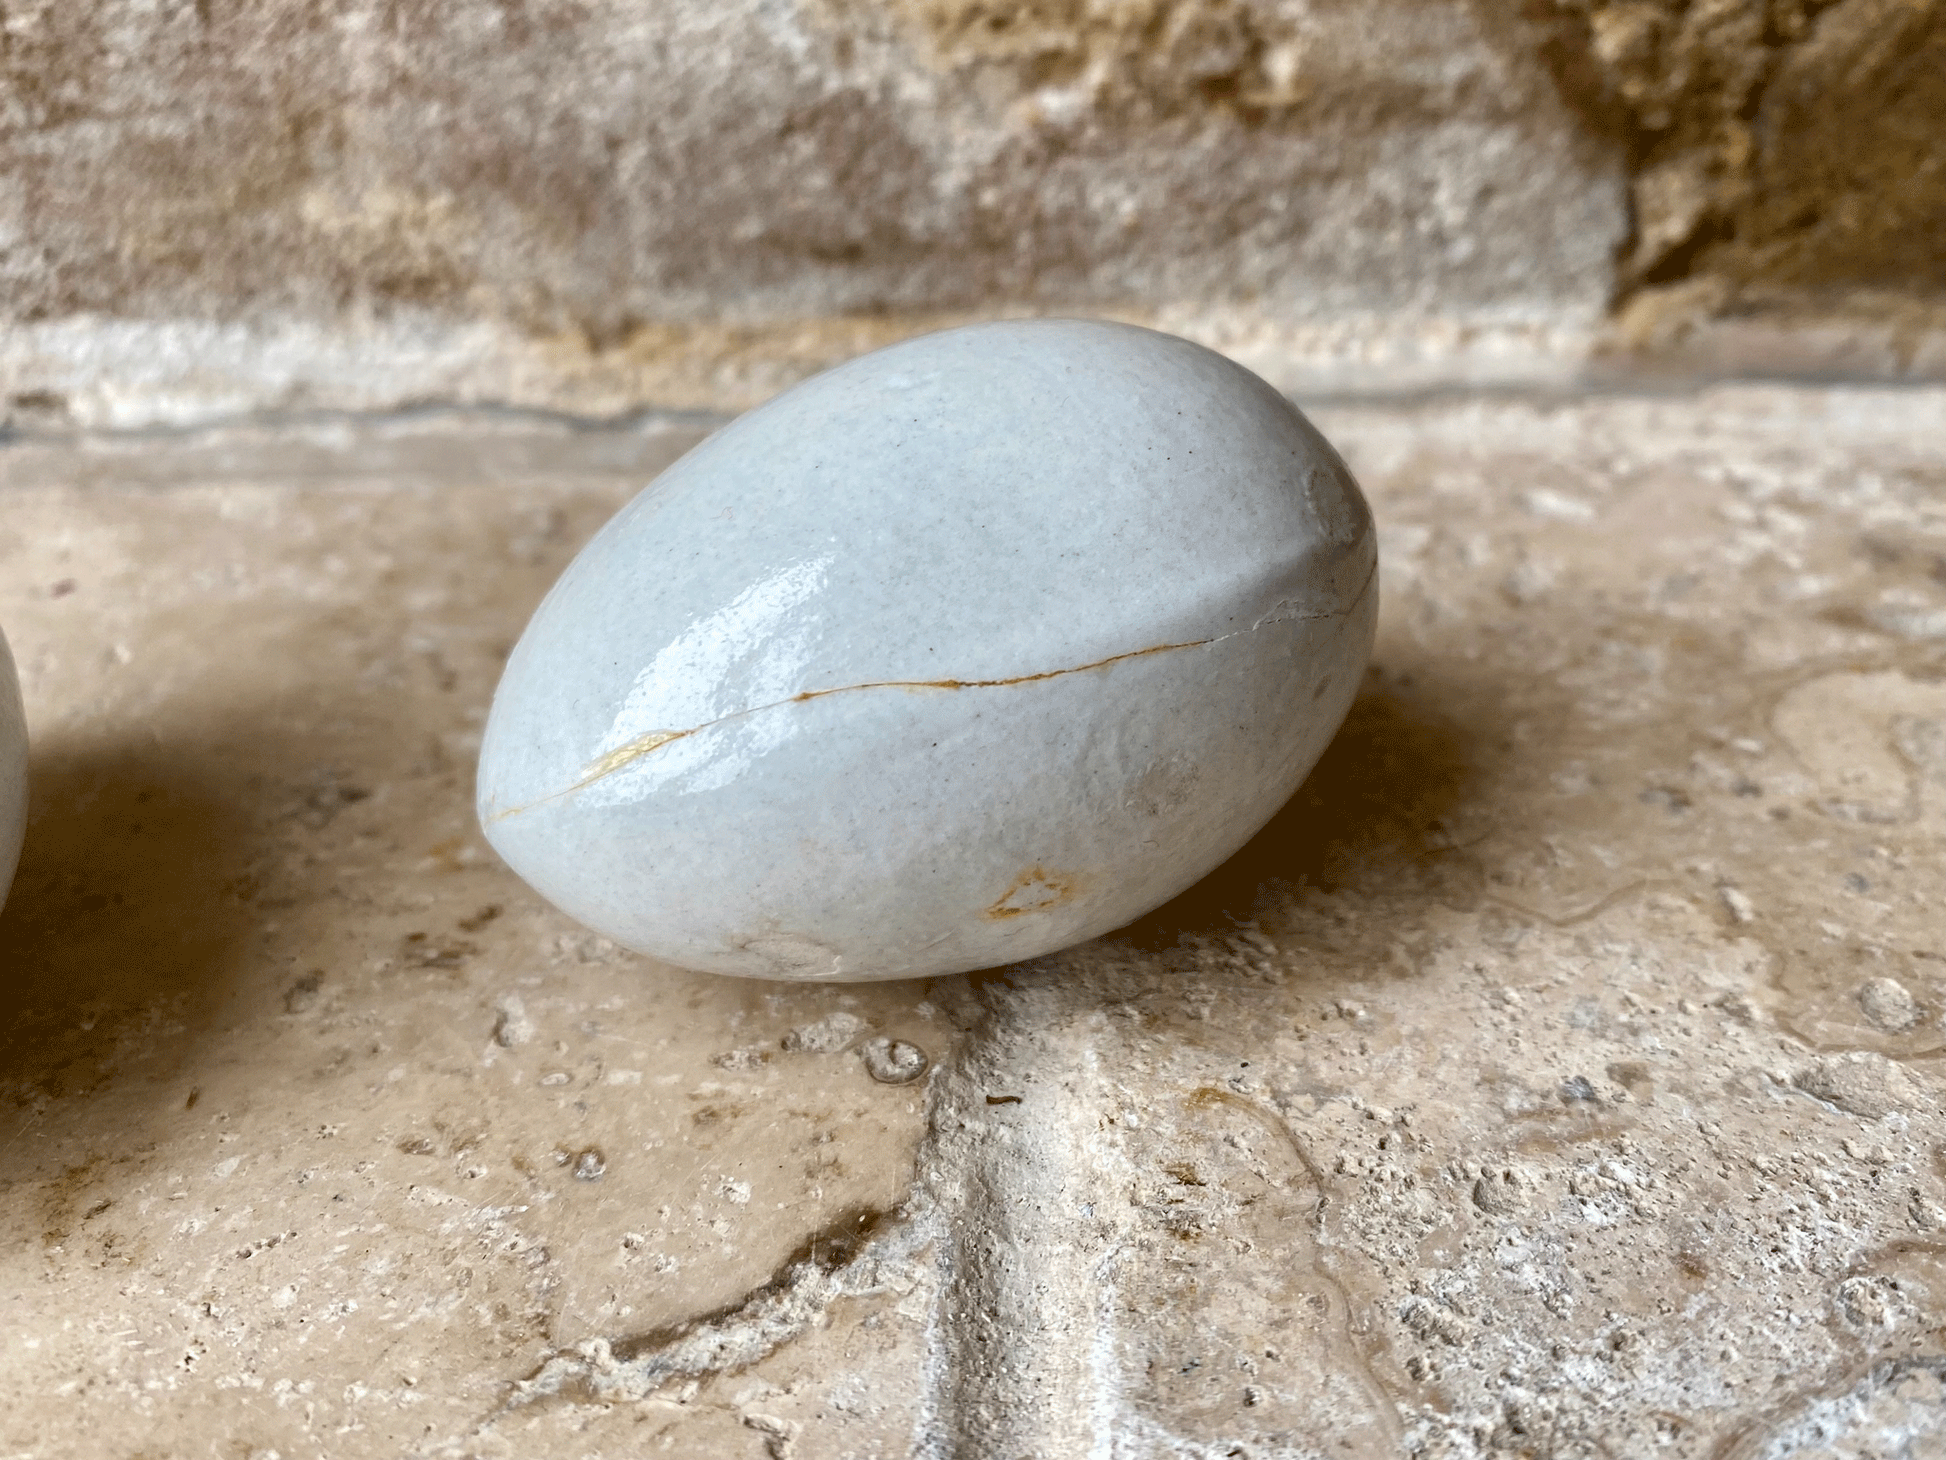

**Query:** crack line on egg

left=490, top=557, right=1375, bottom=822
left=488, top=638, right=1208, bottom=821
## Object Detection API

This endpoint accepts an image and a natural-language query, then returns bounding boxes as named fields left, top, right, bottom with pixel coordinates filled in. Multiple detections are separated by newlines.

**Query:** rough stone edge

left=8, top=302, right=1944, bottom=434
left=0, top=309, right=1602, bottom=431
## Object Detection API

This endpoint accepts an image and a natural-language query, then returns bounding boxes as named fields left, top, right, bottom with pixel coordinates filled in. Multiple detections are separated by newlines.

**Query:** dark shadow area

left=0, top=740, right=260, bottom=1176
left=1116, top=676, right=1482, bottom=951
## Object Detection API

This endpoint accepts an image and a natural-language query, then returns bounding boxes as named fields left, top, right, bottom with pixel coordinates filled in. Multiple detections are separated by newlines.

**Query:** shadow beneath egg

left=0, top=737, right=260, bottom=1179
left=1115, top=669, right=1482, bottom=949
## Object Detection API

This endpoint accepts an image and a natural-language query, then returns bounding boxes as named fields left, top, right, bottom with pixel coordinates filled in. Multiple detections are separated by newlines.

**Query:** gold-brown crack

left=579, top=728, right=693, bottom=781
left=490, top=559, right=1375, bottom=824
left=488, top=636, right=1210, bottom=822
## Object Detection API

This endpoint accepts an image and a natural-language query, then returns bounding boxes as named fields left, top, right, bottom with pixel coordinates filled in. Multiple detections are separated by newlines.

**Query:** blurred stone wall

left=0, top=0, right=1939, bottom=424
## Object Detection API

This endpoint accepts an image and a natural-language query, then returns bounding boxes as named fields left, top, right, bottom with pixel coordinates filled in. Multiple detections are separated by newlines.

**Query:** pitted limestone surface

left=2, top=387, right=1945, bottom=1456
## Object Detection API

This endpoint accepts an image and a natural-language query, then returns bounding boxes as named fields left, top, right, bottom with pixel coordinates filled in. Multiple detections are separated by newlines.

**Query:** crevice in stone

left=503, top=1200, right=939, bottom=1409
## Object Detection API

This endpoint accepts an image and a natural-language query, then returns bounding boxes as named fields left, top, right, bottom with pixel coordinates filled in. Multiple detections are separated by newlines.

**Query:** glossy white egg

left=0, top=626, right=26, bottom=914
left=478, top=320, right=1377, bottom=980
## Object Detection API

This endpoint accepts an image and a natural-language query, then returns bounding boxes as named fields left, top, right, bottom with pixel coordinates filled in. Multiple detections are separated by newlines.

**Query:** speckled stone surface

left=482, top=321, right=1377, bottom=980
left=2, top=386, right=1945, bottom=1457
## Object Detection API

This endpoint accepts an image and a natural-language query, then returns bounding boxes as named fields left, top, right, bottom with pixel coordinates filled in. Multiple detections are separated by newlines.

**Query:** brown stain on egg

left=984, top=865, right=1082, bottom=920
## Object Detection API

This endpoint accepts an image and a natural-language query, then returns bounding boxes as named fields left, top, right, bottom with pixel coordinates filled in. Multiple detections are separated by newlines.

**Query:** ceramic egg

left=479, top=320, right=1376, bottom=980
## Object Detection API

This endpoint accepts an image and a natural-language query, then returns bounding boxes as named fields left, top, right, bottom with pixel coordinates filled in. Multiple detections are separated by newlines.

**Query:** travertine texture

left=2, top=0, right=1939, bottom=425
left=4, top=384, right=1944, bottom=1455
left=0, top=417, right=940, bottom=1455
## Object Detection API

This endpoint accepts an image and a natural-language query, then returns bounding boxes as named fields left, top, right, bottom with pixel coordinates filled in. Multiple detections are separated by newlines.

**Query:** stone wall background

left=0, top=0, right=1941, bottom=424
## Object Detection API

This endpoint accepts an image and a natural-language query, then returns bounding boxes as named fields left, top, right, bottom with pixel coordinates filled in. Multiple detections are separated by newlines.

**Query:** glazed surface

left=479, top=321, right=1376, bottom=978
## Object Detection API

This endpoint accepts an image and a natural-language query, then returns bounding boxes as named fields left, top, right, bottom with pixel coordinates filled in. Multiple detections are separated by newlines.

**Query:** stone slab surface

left=3, top=386, right=1946, bottom=1457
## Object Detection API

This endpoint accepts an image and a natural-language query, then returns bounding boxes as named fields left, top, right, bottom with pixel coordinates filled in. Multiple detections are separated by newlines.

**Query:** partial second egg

left=1, top=626, right=26, bottom=914
left=479, top=320, right=1377, bottom=980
